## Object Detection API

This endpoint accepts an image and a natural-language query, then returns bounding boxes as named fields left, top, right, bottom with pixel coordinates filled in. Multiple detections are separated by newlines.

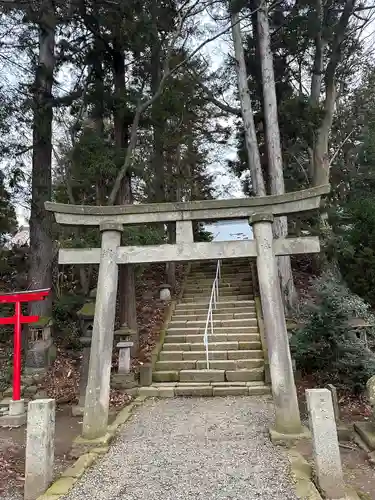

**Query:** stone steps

left=181, top=295, right=254, bottom=302
left=155, top=358, right=264, bottom=372
left=183, top=287, right=250, bottom=295
left=159, top=349, right=264, bottom=361
left=153, top=367, right=265, bottom=383
left=168, top=318, right=258, bottom=328
left=149, top=258, right=269, bottom=395
left=165, top=333, right=260, bottom=343
left=162, top=341, right=262, bottom=351
left=172, top=312, right=257, bottom=321
left=174, top=306, right=256, bottom=316
left=139, top=381, right=271, bottom=398
left=167, top=326, right=259, bottom=334
left=175, top=300, right=256, bottom=310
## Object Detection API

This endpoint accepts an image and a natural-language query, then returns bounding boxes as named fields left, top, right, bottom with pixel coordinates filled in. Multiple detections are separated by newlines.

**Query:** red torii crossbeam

left=0, top=289, right=50, bottom=401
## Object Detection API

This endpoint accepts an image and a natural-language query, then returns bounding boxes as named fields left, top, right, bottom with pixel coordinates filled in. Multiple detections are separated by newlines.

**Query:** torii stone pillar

left=250, top=213, right=302, bottom=435
left=82, top=222, right=122, bottom=439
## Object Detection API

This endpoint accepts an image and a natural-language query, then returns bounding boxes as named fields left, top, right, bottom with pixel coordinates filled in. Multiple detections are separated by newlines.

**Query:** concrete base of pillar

left=111, top=373, right=137, bottom=390
left=69, top=432, right=113, bottom=458
left=354, top=421, right=375, bottom=451
left=269, top=425, right=310, bottom=447
left=0, top=399, right=27, bottom=428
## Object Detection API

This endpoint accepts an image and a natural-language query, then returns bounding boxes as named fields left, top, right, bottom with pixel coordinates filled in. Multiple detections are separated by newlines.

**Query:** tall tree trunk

left=312, top=0, right=356, bottom=186
left=257, top=1, right=298, bottom=312
left=29, top=6, right=56, bottom=317
left=112, top=36, right=138, bottom=349
left=231, top=11, right=266, bottom=196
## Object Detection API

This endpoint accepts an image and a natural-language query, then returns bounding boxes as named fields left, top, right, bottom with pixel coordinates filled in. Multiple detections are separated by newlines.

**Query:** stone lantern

left=25, top=317, right=56, bottom=375
left=112, top=323, right=137, bottom=391
left=72, top=290, right=96, bottom=416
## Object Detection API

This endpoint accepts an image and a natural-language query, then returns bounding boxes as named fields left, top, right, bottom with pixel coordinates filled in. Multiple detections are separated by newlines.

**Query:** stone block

left=306, top=388, right=346, bottom=499
left=179, top=369, right=224, bottom=383
left=70, top=432, right=113, bottom=457
left=225, top=369, right=264, bottom=382
left=62, top=453, right=97, bottom=478
left=269, top=426, right=310, bottom=447
left=0, top=397, right=11, bottom=408
left=24, top=399, right=55, bottom=500
left=354, top=421, right=375, bottom=451
left=0, top=412, right=27, bottom=428
left=111, top=373, right=136, bottom=390
left=248, top=385, right=271, bottom=396
left=211, top=381, right=247, bottom=387
left=286, top=450, right=312, bottom=480
left=45, top=477, right=76, bottom=496
left=213, top=386, right=248, bottom=396
left=25, top=339, right=54, bottom=371
left=110, top=405, right=134, bottom=429
left=155, top=360, right=196, bottom=371
left=9, top=398, right=25, bottom=416
left=158, top=387, right=175, bottom=398
left=139, top=387, right=159, bottom=397
left=326, top=383, right=340, bottom=421
left=152, top=371, right=179, bottom=383
left=175, top=386, right=213, bottom=397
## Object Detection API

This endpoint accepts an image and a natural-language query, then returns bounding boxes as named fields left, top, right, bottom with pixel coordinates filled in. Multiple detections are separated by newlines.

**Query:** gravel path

left=62, top=396, right=297, bottom=500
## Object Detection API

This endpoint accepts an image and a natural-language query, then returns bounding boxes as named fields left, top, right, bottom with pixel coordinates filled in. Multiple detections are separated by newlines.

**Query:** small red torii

left=0, top=289, right=50, bottom=401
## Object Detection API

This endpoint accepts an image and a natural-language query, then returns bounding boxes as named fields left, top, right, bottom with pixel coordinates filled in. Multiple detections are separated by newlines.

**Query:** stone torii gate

left=45, top=184, right=329, bottom=441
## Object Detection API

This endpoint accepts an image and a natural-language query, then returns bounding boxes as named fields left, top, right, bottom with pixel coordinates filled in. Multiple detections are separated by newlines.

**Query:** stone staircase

left=141, top=258, right=270, bottom=397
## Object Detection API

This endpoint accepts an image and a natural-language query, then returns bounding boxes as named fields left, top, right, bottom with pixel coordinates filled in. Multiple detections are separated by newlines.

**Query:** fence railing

left=203, top=260, right=222, bottom=369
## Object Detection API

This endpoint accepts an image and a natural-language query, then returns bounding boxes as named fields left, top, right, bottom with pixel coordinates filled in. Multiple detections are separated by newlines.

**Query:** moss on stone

left=32, top=316, right=53, bottom=328
left=77, top=301, right=95, bottom=318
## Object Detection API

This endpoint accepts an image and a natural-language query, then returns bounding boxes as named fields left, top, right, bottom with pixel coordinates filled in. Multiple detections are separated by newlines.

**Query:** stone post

left=326, top=384, right=340, bottom=422
left=24, top=399, right=55, bottom=500
left=306, top=389, right=346, bottom=498
left=82, top=222, right=122, bottom=439
left=250, top=214, right=302, bottom=435
left=72, top=296, right=95, bottom=417
left=117, top=341, right=133, bottom=374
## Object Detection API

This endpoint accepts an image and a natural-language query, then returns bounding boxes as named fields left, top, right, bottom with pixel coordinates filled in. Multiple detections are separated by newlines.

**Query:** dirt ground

left=295, top=439, right=375, bottom=499
left=0, top=404, right=120, bottom=496
left=0, top=405, right=83, bottom=495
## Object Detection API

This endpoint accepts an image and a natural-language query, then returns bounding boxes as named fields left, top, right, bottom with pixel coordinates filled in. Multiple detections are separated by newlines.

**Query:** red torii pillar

left=0, top=289, right=50, bottom=401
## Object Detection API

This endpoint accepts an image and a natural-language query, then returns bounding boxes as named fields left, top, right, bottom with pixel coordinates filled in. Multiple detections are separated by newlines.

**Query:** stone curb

left=286, top=450, right=322, bottom=499
left=36, top=395, right=147, bottom=500
left=139, top=384, right=272, bottom=398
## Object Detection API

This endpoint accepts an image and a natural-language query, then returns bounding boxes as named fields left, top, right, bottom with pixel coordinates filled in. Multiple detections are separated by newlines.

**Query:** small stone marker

left=326, top=384, right=340, bottom=422
left=306, top=388, right=346, bottom=499
left=139, top=363, right=152, bottom=386
left=159, top=284, right=171, bottom=301
left=24, top=399, right=55, bottom=500
left=117, top=341, right=133, bottom=374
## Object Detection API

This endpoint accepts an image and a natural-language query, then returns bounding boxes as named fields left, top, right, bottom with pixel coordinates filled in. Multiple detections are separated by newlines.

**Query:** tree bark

left=29, top=5, right=56, bottom=317
left=112, top=35, right=138, bottom=350
left=257, top=1, right=298, bottom=312
left=310, top=0, right=324, bottom=108
left=231, top=11, right=266, bottom=196
left=312, top=0, right=356, bottom=186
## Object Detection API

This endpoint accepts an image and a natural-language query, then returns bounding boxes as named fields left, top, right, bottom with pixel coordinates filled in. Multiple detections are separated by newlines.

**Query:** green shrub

left=291, top=272, right=375, bottom=393
left=52, top=294, right=85, bottom=343
left=335, top=197, right=375, bottom=307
